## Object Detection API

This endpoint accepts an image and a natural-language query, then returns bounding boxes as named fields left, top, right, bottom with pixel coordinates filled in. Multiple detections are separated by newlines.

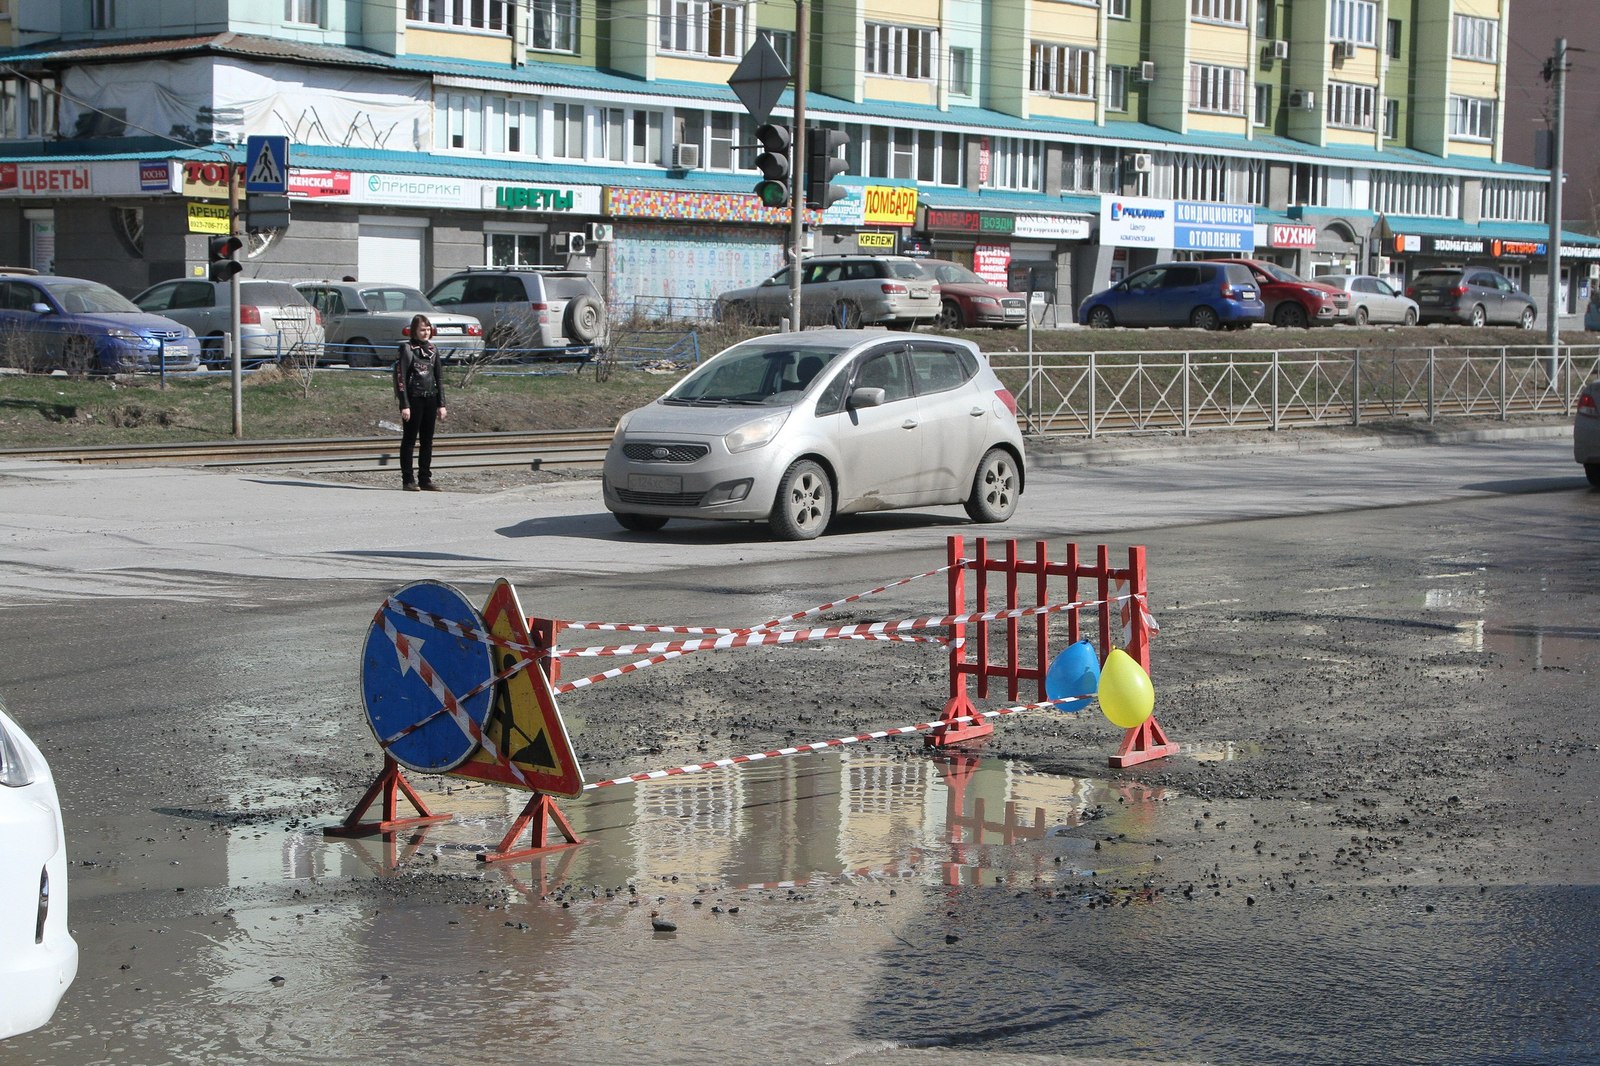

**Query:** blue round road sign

left=361, top=580, right=494, bottom=773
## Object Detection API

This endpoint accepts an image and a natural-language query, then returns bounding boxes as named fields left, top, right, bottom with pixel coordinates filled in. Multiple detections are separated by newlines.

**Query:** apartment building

left=0, top=0, right=1591, bottom=321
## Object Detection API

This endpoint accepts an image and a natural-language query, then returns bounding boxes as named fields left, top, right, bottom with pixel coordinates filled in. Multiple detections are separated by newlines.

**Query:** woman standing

left=394, top=314, right=448, bottom=491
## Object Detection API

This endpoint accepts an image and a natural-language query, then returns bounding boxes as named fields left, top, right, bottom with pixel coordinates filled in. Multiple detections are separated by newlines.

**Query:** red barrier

left=932, top=536, right=1177, bottom=767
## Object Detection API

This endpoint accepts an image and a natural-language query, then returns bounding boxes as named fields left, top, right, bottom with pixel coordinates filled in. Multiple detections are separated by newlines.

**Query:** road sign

left=729, top=35, right=791, bottom=124
left=361, top=581, right=495, bottom=774
left=245, top=135, right=289, bottom=194
left=245, top=193, right=291, bottom=233
left=455, top=580, right=584, bottom=797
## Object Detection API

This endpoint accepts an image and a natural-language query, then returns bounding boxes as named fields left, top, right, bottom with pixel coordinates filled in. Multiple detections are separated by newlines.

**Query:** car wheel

left=1354, top=306, right=1370, bottom=326
left=963, top=448, right=1020, bottom=523
left=1190, top=306, right=1221, bottom=331
left=565, top=295, right=605, bottom=344
left=1086, top=306, right=1115, bottom=329
left=1403, top=307, right=1418, bottom=326
left=1273, top=303, right=1308, bottom=328
left=833, top=301, right=863, bottom=329
left=201, top=333, right=226, bottom=364
left=939, top=300, right=966, bottom=330
left=1519, top=306, right=1536, bottom=330
left=1588, top=463, right=1600, bottom=489
left=770, top=459, right=832, bottom=541
left=1469, top=304, right=1487, bottom=327
left=614, top=512, right=668, bottom=532
left=348, top=339, right=378, bottom=368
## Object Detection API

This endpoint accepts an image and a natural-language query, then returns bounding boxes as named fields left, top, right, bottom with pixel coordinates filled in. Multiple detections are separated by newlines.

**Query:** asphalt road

left=0, top=427, right=1595, bottom=1066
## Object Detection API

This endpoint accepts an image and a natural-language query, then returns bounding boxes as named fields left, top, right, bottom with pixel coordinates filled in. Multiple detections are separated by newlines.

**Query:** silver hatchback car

left=603, top=331, right=1025, bottom=540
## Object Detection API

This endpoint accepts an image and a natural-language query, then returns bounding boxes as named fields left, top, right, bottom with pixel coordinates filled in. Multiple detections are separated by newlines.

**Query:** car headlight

left=724, top=410, right=789, bottom=453
left=104, top=328, right=139, bottom=341
left=611, top=410, right=635, bottom=441
left=972, top=296, right=1000, bottom=307
left=0, top=718, right=37, bottom=788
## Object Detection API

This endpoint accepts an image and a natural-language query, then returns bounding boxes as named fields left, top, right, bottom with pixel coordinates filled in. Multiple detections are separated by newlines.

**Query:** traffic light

left=209, top=234, right=243, bottom=283
left=806, top=127, right=851, bottom=210
left=752, top=122, right=793, bottom=208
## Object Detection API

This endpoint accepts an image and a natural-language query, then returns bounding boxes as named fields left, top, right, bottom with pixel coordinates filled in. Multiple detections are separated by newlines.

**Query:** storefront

left=918, top=206, right=1091, bottom=317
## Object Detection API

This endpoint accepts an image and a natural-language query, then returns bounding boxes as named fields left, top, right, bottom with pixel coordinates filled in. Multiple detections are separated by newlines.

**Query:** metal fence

left=996, top=343, right=1600, bottom=438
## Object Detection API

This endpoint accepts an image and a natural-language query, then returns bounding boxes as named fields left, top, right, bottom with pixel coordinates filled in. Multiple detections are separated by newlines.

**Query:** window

left=1253, top=83, right=1271, bottom=126
left=632, top=108, right=663, bottom=164
left=707, top=111, right=744, bottom=171
left=487, top=97, right=534, bottom=155
left=488, top=233, right=542, bottom=268
left=91, top=0, right=114, bottom=28
left=914, top=130, right=964, bottom=185
left=1190, top=64, right=1246, bottom=115
left=1383, top=97, right=1398, bottom=140
left=1254, top=0, right=1271, bottom=37
left=285, top=0, right=321, bottom=25
left=1371, top=171, right=1458, bottom=218
left=1159, top=152, right=1266, bottom=205
left=436, top=91, right=483, bottom=151
left=1108, top=0, right=1129, bottom=16
left=866, top=23, right=937, bottom=80
left=1106, top=66, right=1128, bottom=112
left=1031, top=43, right=1095, bottom=98
left=674, top=107, right=704, bottom=162
left=1480, top=179, right=1547, bottom=223
left=408, top=0, right=508, bottom=33
left=551, top=102, right=584, bottom=159
left=761, top=30, right=794, bottom=70
left=1386, top=19, right=1401, bottom=60
left=658, top=0, right=742, bottom=58
left=1191, top=0, right=1246, bottom=25
left=600, top=108, right=627, bottom=162
left=530, top=0, right=578, bottom=52
left=1330, top=0, right=1376, bottom=45
left=986, top=136, right=1042, bottom=192
left=1326, top=81, right=1376, bottom=130
left=0, top=76, right=58, bottom=139
left=950, top=47, right=973, bottom=96
left=1061, top=143, right=1120, bottom=193
left=1449, top=96, right=1495, bottom=140
left=1453, top=15, right=1498, bottom=62
left=1289, top=164, right=1353, bottom=208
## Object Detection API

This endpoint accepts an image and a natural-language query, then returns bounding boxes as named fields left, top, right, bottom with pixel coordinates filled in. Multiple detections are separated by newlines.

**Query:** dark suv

left=1076, top=261, right=1264, bottom=330
left=1406, top=267, right=1537, bottom=328
left=427, top=268, right=606, bottom=359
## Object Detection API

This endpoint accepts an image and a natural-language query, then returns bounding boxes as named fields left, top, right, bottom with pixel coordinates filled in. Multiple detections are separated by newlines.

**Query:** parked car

left=715, top=255, right=941, bottom=330
left=915, top=259, right=1029, bottom=329
left=426, top=268, right=605, bottom=359
left=1406, top=267, right=1538, bottom=328
left=1076, top=261, right=1264, bottom=330
left=1576, top=373, right=1600, bottom=487
left=603, top=330, right=1024, bottom=540
left=0, top=273, right=201, bottom=374
left=1208, top=258, right=1349, bottom=327
left=0, top=695, right=78, bottom=1039
left=1318, top=274, right=1420, bottom=325
left=294, top=281, right=483, bottom=366
left=132, top=278, right=324, bottom=364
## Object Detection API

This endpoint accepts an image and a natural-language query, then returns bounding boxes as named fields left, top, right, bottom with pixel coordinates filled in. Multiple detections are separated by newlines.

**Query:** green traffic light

left=754, top=180, right=789, bottom=207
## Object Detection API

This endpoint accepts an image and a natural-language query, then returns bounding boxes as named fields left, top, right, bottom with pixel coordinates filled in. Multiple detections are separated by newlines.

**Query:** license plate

left=629, top=474, right=681, bottom=494
left=434, top=325, right=463, bottom=335
left=910, top=285, right=931, bottom=298
left=1005, top=307, right=1025, bottom=317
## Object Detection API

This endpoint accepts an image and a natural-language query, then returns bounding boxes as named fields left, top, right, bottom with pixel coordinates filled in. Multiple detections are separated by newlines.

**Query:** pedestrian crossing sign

left=245, top=135, right=289, bottom=193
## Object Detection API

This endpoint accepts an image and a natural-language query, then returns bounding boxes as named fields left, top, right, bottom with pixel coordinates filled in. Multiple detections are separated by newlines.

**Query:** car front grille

left=615, top=488, right=706, bottom=507
left=149, top=330, right=186, bottom=341
left=1001, top=298, right=1027, bottom=311
left=622, top=442, right=709, bottom=463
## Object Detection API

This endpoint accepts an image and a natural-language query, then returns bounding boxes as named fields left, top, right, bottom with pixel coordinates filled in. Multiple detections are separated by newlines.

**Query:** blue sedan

left=0, top=273, right=201, bottom=374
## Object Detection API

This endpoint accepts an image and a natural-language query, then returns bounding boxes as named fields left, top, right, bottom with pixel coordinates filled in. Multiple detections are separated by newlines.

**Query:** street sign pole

left=229, top=158, right=243, bottom=438
left=787, top=0, right=809, bottom=332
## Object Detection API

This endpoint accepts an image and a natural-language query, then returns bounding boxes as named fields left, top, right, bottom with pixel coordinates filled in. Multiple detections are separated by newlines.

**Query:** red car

left=1209, top=258, right=1349, bottom=327
left=917, top=260, right=1030, bottom=329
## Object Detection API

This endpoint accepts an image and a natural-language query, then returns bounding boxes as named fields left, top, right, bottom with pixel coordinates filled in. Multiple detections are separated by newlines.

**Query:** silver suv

left=715, top=254, right=942, bottom=330
left=426, top=268, right=606, bottom=359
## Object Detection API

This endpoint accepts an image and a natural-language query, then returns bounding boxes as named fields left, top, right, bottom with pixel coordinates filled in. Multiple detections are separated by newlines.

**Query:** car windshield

left=920, top=261, right=985, bottom=285
left=47, top=279, right=139, bottom=314
left=665, top=343, right=844, bottom=406
left=887, top=260, right=926, bottom=280
left=359, top=287, right=434, bottom=313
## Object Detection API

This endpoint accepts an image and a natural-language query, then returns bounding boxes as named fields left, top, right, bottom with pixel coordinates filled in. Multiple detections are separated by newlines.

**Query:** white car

left=0, top=696, right=77, bottom=1039
left=1318, top=274, right=1420, bottom=326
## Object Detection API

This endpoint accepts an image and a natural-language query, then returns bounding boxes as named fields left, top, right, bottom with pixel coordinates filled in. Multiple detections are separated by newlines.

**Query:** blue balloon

left=1045, top=639, right=1101, bottom=713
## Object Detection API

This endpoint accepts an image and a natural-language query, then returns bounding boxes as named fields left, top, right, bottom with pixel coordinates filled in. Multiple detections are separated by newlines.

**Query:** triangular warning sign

left=454, top=579, right=583, bottom=797
left=248, top=143, right=282, bottom=188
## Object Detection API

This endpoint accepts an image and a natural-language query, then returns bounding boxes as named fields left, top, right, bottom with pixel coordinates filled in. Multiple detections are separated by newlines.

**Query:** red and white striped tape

left=580, top=698, right=1069, bottom=790
left=748, top=561, right=955, bottom=631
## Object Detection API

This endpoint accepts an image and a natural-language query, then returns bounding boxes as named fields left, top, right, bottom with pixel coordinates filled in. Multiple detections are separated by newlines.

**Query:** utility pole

left=786, top=0, right=808, bottom=331
left=1544, top=38, right=1567, bottom=371
left=229, top=157, right=243, bottom=437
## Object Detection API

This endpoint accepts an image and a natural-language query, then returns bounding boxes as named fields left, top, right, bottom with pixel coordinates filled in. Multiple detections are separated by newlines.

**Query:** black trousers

left=401, top=395, right=440, bottom=485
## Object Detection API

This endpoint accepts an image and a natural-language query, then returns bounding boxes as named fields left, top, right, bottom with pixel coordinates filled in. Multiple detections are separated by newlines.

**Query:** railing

left=627, top=295, right=720, bottom=322
left=997, top=344, right=1600, bottom=437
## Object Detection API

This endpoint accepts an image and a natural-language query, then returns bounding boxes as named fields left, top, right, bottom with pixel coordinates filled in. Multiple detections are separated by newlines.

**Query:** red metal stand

left=478, top=792, right=583, bottom=864
left=324, top=755, right=451, bottom=838
left=1109, top=715, right=1180, bottom=768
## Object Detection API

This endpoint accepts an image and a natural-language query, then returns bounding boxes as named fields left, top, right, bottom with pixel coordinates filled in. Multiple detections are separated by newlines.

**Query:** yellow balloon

left=1098, top=648, right=1155, bottom=729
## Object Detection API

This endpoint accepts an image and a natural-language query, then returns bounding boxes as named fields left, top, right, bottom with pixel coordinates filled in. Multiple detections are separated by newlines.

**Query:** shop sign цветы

left=0, top=163, right=93, bottom=195
left=862, top=185, right=918, bottom=227
left=485, top=184, right=601, bottom=213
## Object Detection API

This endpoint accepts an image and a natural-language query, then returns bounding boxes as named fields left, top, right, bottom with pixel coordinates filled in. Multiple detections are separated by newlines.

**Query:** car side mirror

left=848, top=386, right=886, bottom=408
left=30, top=302, right=52, bottom=314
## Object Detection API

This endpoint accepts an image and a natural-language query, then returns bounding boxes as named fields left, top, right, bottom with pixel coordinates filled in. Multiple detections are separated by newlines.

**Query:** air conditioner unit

left=1590, top=264, right=1600, bottom=280
left=552, top=232, right=587, bottom=255
left=1288, top=89, right=1317, bottom=111
left=1335, top=39, right=1357, bottom=60
left=588, top=222, right=614, bottom=243
left=1136, top=60, right=1157, bottom=82
left=672, top=143, right=701, bottom=170
left=1129, top=152, right=1154, bottom=174
left=1271, top=39, right=1290, bottom=61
